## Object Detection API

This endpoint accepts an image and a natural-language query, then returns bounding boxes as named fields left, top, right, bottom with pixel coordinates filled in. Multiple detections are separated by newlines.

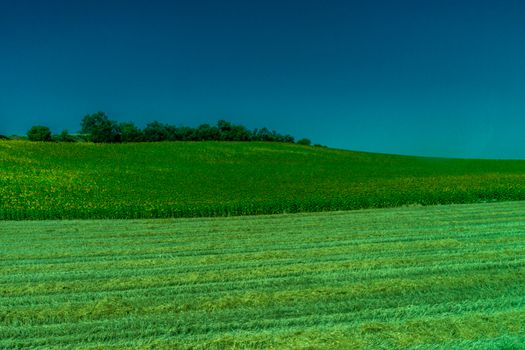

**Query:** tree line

left=17, top=112, right=313, bottom=145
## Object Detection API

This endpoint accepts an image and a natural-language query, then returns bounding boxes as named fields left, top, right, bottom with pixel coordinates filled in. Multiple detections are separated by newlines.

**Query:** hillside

left=2, top=140, right=525, bottom=219
left=2, top=201, right=525, bottom=348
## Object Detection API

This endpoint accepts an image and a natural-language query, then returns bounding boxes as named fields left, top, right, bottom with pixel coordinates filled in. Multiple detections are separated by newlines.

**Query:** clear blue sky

left=1, top=0, right=525, bottom=158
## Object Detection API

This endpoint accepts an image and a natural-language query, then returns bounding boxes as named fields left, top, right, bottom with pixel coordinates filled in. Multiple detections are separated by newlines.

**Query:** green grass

left=1, top=200, right=525, bottom=349
left=2, top=140, right=525, bottom=220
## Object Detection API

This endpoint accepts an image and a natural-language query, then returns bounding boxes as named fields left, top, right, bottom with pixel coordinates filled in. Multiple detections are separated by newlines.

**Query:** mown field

left=1, top=201, right=524, bottom=349
left=2, top=140, right=525, bottom=220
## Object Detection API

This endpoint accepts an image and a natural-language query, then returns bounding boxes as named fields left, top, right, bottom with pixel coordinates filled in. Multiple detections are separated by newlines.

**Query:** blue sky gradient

left=2, top=0, right=525, bottom=158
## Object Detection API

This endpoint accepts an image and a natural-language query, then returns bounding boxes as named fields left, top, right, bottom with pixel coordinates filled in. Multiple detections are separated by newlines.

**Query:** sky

left=1, top=0, right=525, bottom=158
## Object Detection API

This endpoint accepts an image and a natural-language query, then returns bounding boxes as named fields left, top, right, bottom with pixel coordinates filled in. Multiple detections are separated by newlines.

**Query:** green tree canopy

left=72, top=112, right=307, bottom=144
left=143, top=121, right=169, bottom=142
left=27, top=126, right=52, bottom=142
left=81, top=112, right=121, bottom=143
left=120, top=122, right=144, bottom=142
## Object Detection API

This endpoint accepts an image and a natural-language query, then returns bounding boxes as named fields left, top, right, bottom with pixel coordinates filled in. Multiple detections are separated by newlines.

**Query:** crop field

left=1, top=200, right=525, bottom=349
left=2, top=140, right=525, bottom=220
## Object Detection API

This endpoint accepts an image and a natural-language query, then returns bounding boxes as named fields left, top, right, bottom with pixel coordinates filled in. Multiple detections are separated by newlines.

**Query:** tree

left=217, top=119, right=232, bottom=132
left=143, top=121, right=169, bottom=142
left=20, top=114, right=309, bottom=145
left=120, top=122, right=144, bottom=142
left=80, top=112, right=121, bottom=143
left=0, top=135, right=9, bottom=140
left=194, top=123, right=220, bottom=141
left=173, top=126, right=195, bottom=141
left=27, top=126, right=52, bottom=141
left=282, top=134, right=295, bottom=143
left=217, top=120, right=251, bottom=141
left=296, top=138, right=311, bottom=146
left=229, top=125, right=251, bottom=141
left=252, top=127, right=271, bottom=141
left=165, top=125, right=179, bottom=141
left=217, top=119, right=232, bottom=140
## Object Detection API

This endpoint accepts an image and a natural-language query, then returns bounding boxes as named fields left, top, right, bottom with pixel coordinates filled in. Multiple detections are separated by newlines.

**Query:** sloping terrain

left=2, top=140, right=525, bottom=219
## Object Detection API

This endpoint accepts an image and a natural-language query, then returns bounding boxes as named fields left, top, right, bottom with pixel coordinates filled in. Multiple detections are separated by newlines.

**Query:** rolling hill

left=2, top=140, right=525, bottom=220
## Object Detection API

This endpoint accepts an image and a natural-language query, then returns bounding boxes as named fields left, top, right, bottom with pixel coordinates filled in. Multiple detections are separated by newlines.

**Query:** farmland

left=1, top=200, right=525, bottom=349
left=2, top=140, right=525, bottom=220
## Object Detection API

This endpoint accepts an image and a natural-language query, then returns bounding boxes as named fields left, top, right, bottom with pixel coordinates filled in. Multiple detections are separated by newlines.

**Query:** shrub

left=120, top=122, right=144, bottom=142
left=70, top=113, right=312, bottom=144
left=27, top=126, right=52, bottom=141
left=194, top=123, right=220, bottom=141
left=281, top=135, right=295, bottom=143
left=81, top=112, right=121, bottom=143
left=296, top=138, right=311, bottom=146
left=170, top=126, right=194, bottom=141
left=143, top=121, right=169, bottom=142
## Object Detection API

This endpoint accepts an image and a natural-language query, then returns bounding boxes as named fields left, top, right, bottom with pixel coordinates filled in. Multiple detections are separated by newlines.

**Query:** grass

left=1, top=200, right=525, bottom=349
left=2, top=140, right=525, bottom=219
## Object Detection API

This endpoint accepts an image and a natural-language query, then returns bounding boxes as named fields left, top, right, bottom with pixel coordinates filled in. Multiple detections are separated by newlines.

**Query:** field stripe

left=1, top=201, right=525, bottom=348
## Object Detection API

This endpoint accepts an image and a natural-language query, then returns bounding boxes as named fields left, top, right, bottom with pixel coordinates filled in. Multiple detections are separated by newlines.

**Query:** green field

left=2, top=140, right=525, bottom=220
left=1, top=201, right=524, bottom=349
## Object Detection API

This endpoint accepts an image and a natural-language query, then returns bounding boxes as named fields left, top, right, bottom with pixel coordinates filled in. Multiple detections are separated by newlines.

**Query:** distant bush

left=170, top=126, right=193, bottom=141
left=9, top=111, right=312, bottom=144
left=16, top=111, right=311, bottom=144
left=251, top=127, right=293, bottom=143
left=120, top=122, right=144, bottom=142
left=81, top=112, right=121, bottom=143
left=143, top=121, right=169, bottom=142
left=217, top=120, right=251, bottom=141
left=281, top=135, right=295, bottom=143
left=27, top=126, right=52, bottom=142
left=123, top=117, right=299, bottom=144
left=194, top=123, right=220, bottom=141
left=296, top=138, right=311, bottom=146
